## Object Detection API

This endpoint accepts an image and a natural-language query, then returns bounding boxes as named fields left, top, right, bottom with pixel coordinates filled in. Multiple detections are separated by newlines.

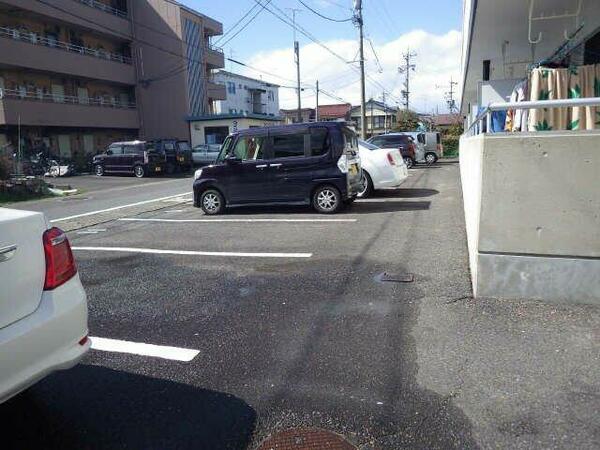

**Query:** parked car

left=93, top=141, right=165, bottom=178
left=367, top=134, right=417, bottom=168
left=151, top=139, right=193, bottom=173
left=395, top=131, right=440, bottom=164
left=357, top=140, right=408, bottom=198
left=0, top=208, right=89, bottom=404
left=192, top=144, right=222, bottom=166
left=193, top=122, right=362, bottom=214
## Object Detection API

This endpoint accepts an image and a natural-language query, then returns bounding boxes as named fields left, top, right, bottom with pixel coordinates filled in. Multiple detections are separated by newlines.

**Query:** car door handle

left=0, top=244, right=17, bottom=263
left=256, top=164, right=268, bottom=169
left=270, top=163, right=283, bottom=168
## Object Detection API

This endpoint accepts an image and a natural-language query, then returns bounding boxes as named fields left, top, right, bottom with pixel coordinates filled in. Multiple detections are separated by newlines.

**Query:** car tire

left=133, top=165, right=146, bottom=178
left=404, top=157, right=415, bottom=169
left=425, top=152, right=438, bottom=165
left=357, top=171, right=373, bottom=198
left=95, top=164, right=104, bottom=176
left=312, top=185, right=342, bottom=214
left=200, top=189, right=225, bottom=215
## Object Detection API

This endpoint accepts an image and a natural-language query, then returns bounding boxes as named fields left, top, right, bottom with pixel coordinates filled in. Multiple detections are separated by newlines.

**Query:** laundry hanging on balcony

left=528, top=65, right=600, bottom=131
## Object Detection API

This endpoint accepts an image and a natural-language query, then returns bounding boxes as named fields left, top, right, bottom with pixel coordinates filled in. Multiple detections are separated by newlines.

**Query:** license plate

left=177, top=156, right=185, bottom=162
left=155, top=166, right=162, bottom=172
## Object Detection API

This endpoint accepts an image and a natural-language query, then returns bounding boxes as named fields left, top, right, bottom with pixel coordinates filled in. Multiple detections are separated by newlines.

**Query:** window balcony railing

left=0, top=87, right=137, bottom=109
left=75, top=0, right=128, bottom=19
left=0, top=26, right=132, bottom=65
left=466, top=97, right=600, bottom=136
left=207, top=43, right=224, bottom=53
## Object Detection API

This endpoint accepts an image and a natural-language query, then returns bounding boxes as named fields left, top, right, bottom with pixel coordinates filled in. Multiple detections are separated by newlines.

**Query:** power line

left=398, top=48, right=417, bottom=110
left=296, top=0, right=353, bottom=22
left=218, top=0, right=272, bottom=47
left=213, top=3, right=261, bottom=44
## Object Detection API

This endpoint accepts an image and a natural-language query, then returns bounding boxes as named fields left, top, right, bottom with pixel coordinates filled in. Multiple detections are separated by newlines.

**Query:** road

left=1, top=162, right=598, bottom=450
left=10, top=174, right=192, bottom=221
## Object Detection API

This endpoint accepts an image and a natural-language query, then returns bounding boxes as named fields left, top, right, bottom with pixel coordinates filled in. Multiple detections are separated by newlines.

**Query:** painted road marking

left=72, top=246, right=313, bottom=258
left=51, top=192, right=192, bottom=223
left=90, top=337, right=199, bottom=362
left=118, top=218, right=357, bottom=223
left=76, top=228, right=107, bottom=235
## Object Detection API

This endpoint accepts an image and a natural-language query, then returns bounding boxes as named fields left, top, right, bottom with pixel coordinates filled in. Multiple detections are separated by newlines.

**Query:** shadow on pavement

left=350, top=200, right=431, bottom=213
left=222, top=201, right=430, bottom=216
left=1, top=365, right=256, bottom=450
left=374, top=188, right=439, bottom=198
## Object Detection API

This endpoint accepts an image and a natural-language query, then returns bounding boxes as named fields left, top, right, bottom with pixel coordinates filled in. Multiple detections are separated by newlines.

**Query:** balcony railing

left=75, top=0, right=128, bottom=19
left=0, top=87, right=137, bottom=109
left=0, top=26, right=132, bottom=65
left=466, top=97, right=600, bottom=136
left=207, top=43, right=224, bottom=53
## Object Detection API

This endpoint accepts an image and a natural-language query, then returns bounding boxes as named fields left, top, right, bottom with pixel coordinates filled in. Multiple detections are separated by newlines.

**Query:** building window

left=227, top=82, right=236, bottom=94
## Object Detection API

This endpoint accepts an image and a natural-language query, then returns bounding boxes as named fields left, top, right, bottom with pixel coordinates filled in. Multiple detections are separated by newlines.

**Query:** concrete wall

left=459, top=131, right=600, bottom=305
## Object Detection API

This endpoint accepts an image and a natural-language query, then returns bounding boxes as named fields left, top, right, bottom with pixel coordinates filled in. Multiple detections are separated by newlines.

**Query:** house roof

left=214, top=70, right=280, bottom=87
left=432, top=114, right=461, bottom=127
left=280, top=108, right=315, bottom=114
left=350, top=99, right=398, bottom=114
left=318, top=103, right=352, bottom=119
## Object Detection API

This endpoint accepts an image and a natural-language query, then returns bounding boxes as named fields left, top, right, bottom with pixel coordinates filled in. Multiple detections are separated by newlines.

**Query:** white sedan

left=0, top=208, right=89, bottom=404
left=357, top=140, right=409, bottom=198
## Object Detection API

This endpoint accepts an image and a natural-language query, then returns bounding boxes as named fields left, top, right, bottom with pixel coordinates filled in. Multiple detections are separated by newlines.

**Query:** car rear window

left=342, top=128, right=358, bottom=155
left=177, top=142, right=191, bottom=151
left=310, top=128, right=329, bottom=156
left=380, top=135, right=410, bottom=146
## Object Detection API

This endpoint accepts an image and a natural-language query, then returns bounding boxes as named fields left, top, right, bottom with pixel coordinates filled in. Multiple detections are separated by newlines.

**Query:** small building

left=212, top=70, right=280, bottom=117
left=432, top=114, right=461, bottom=132
left=349, top=99, right=398, bottom=137
left=189, top=113, right=282, bottom=146
left=317, top=103, right=352, bottom=122
left=280, top=108, right=315, bottom=124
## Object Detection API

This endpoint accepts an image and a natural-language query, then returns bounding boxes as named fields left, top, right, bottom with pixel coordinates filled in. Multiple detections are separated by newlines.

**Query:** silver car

left=192, top=144, right=222, bottom=166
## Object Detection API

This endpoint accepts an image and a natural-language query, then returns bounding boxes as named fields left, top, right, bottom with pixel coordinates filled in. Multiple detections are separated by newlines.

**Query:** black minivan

left=93, top=141, right=165, bottom=178
left=192, top=122, right=362, bottom=214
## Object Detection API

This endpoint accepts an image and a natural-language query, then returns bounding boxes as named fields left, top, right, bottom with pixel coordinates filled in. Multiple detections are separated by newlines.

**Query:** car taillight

left=387, top=152, right=396, bottom=165
left=43, top=227, right=77, bottom=290
left=143, top=151, right=149, bottom=164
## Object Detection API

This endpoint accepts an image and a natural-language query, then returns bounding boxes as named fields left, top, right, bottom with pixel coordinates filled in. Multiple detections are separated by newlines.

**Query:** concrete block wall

left=459, top=131, right=600, bottom=305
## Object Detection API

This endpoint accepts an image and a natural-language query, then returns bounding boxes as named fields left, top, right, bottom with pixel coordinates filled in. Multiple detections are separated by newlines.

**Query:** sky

left=182, top=0, right=463, bottom=113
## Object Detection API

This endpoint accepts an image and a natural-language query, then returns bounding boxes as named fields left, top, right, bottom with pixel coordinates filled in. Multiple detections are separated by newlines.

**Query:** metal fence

left=466, top=97, right=600, bottom=136
left=0, top=26, right=132, bottom=65
left=76, top=0, right=128, bottom=19
left=0, top=87, right=137, bottom=109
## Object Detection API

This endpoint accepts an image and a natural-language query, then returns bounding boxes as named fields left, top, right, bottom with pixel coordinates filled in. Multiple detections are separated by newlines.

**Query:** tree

left=394, top=110, right=420, bottom=131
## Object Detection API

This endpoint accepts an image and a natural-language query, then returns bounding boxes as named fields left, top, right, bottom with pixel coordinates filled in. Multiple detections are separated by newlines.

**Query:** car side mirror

left=106, top=149, right=113, bottom=155
left=225, top=155, right=242, bottom=164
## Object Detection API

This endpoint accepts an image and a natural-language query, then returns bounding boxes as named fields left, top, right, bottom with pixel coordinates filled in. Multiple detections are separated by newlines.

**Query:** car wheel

left=425, top=152, right=438, bottom=165
left=95, top=164, right=104, bottom=176
left=201, top=189, right=225, bottom=215
left=133, top=165, right=146, bottom=178
left=357, top=171, right=373, bottom=198
left=404, top=157, right=415, bottom=169
left=313, top=185, right=342, bottom=214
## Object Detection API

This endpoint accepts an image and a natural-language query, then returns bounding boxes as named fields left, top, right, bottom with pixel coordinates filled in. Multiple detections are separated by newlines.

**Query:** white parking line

left=118, top=218, right=357, bottom=223
left=90, top=337, right=199, bottom=362
left=50, top=192, right=192, bottom=222
left=72, top=246, right=313, bottom=258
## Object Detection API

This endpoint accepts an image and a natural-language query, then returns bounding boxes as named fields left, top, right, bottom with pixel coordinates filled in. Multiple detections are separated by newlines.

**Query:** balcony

left=2, top=0, right=132, bottom=40
left=0, top=88, right=139, bottom=129
left=202, top=15, right=223, bottom=36
left=206, top=45, right=225, bottom=69
left=75, top=0, right=127, bottom=19
left=0, top=27, right=135, bottom=85
left=207, top=82, right=226, bottom=101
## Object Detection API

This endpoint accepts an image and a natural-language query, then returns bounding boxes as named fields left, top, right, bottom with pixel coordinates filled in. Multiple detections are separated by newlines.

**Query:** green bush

left=443, top=136, right=459, bottom=157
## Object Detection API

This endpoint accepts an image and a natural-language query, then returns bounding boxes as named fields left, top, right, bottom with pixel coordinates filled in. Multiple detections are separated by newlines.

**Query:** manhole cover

left=258, top=428, right=356, bottom=450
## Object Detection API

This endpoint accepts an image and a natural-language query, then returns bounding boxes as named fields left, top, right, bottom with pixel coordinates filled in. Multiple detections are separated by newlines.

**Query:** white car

left=0, top=208, right=89, bottom=404
left=357, top=140, right=408, bottom=198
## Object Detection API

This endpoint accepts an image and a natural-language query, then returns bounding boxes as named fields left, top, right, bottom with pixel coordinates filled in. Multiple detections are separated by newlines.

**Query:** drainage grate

left=375, top=272, right=415, bottom=283
left=258, top=428, right=356, bottom=450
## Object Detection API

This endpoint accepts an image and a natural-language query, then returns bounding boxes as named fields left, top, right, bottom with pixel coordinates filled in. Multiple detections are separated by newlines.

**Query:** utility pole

left=445, top=77, right=459, bottom=113
left=288, top=8, right=302, bottom=123
left=398, top=48, right=417, bottom=111
left=315, top=80, right=319, bottom=122
left=353, top=0, right=366, bottom=139
left=382, top=91, right=387, bottom=134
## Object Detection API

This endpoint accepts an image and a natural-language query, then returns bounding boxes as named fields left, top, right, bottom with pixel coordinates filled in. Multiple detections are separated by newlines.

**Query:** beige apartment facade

left=0, top=0, right=224, bottom=168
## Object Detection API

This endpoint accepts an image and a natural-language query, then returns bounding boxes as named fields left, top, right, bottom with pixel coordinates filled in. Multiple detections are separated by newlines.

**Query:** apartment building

left=213, top=70, right=280, bottom=116
left=0, top=0, right=224, bottom=167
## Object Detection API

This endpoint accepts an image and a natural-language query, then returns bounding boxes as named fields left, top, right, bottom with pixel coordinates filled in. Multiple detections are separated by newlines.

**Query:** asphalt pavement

left=1, top=161, right=598, bottom=450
